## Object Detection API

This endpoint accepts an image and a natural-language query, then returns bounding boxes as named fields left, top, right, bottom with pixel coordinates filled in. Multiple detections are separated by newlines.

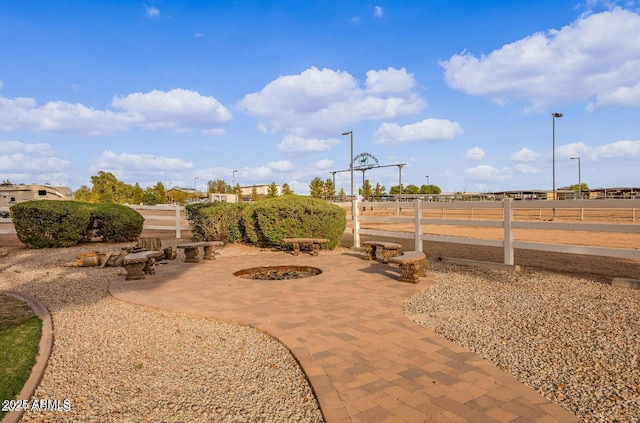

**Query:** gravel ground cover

left=0, top=241, right=324, bottom=423
left=404, top=263, right=640, bottom=423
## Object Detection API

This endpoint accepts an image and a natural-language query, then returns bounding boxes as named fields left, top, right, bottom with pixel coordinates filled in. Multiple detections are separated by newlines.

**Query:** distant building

left=209, top=193, right=238, bottom=203
left=239, top=184, right=280, bottom=201
left=0, top=183, right=74, bottom=205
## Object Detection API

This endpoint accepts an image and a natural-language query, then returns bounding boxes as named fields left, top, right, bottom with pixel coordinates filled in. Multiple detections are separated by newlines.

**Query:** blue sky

left=1, top=0, right=639, bottom=195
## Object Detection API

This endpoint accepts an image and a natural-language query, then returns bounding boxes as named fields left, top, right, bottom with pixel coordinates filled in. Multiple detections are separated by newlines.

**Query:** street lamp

left=194, top=176, right=199, bottom=197
left=552, top=112, right=563, bottom=215
left=570, top=157, right=581, bottom=199
left=342, top=131, right=357, bottom=247
left=426, top=175, right=429, bottom=186
left=233, top=170, right=238, bottom=184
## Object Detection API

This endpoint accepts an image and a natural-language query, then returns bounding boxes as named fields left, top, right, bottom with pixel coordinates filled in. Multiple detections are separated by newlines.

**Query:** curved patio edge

left=1, top=290, right=54, bottom=423
left=108, top=254, right=581, bottom=423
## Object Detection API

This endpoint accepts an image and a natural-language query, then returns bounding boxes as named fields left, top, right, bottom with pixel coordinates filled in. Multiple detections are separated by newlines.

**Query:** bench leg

left=382, top=248, right=401, bottom=263
left=143, top=257, right=156, bottom=275
left=364, top=245, right=375, bottom=260
left=124, top=262, right=146, bottom=280
left=311, top=243, right=320, bottom=256
left=291, top=242, right=300, bottom=256
left=183, top=247, right=200, bottom=263
left=202, top=245, right=216, bottom=260
left=397, top=262, right=419, bottom=283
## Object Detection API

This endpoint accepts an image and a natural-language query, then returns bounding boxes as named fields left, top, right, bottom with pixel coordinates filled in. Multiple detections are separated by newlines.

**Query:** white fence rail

left=354, top=198, right=640, bottom=266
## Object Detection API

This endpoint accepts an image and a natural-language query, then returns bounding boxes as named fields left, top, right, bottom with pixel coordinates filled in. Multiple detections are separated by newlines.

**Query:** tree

left=569, top=183, right=589, bottom=192
left=90, top=171, right=122, bottom=203
left=251, top=185, right=259, bottom=202
left=151, top=182, right=168, bottom=204
left=389, top=185, right=402, bottom=194
left=324, top=178, right=335, bottom=199
left=266, top=182, right=279, bottom=198
left=281, top=183, right=293, bottom=196
left=361, top=179, right=373, bottom=198
left=420, top=184, right=442, bottom=194
left=309, top=177, right=325, bottom=198
left=142, top=191, right=157, bottom=205
left=131, top=183, right=144, bottom=204
left=74, top=185, right=92, bottom=202
left=233, top=183, right=243, bottom=200
left=373, top=183, right=386, bottom=198
left=208, top=179, right=231, bottom=193
left=404, top=184, right=420, bottom=194
left=338, top=188, right=346, bottom=201
left=168, top=188, right=189, bottom=204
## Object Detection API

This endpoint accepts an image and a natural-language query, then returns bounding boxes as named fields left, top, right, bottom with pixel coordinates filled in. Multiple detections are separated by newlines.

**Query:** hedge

left=10, top=201, right=143, bottom=248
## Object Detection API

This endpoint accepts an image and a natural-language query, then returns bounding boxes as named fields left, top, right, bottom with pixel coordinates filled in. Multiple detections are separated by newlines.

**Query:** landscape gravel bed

left=0, top=241, right=324, bottom=422
left=404, top=263, right=640, bottom=423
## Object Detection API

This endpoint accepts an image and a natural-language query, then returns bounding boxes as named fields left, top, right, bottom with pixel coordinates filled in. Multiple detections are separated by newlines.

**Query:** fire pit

left=233, top=265, right=322, bottom=280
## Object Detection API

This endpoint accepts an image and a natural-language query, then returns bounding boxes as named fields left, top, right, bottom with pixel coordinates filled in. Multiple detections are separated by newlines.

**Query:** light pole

left=426, top=175, right=429, bottom=186
left=570, top=157, right=581, bottom=199
left=552, top=112, right=563, bottom=215
left=233, top=170, right=238, bottom=184
left=330, top=171, right=337, bottom=201
left=194, top=176, right=199, bottom=197
left=342, top=131, right=357, bottom=247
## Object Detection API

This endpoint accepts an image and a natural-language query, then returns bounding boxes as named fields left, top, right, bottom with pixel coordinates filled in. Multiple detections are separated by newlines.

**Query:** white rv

left=0, top=184, right=74, bottom=206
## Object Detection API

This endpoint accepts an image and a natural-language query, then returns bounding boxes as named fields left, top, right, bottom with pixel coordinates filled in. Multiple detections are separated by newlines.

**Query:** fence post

left=175, top=203, right=182, bottom=239
left=353, top=199, right=360, bottom=248
left=503, top=198, right=514, bottom=265
left=414, top=199, right=422, bottom=252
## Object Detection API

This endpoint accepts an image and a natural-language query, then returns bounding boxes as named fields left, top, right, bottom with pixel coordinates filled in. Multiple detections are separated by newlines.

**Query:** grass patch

left=0, top=294, right=41, bottom=418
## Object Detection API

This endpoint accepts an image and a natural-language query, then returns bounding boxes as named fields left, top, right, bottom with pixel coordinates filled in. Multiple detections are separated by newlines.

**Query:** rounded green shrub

left=251, top=195, right=346, bottom=249
left=11, top=201, right=91, bottom=248
left=186, top=202, right=245, bottom=243
left=89, top=203, right=144, bottom=242
left=10, top=201, right=143, bottom=248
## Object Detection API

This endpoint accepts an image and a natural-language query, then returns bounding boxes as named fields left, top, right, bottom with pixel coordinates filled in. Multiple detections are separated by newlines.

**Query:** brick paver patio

left=109, top=252, right=580, bottom=423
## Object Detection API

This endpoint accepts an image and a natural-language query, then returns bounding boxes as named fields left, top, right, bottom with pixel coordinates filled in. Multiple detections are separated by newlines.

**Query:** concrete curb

left=1, top=291, right=53, bottom=423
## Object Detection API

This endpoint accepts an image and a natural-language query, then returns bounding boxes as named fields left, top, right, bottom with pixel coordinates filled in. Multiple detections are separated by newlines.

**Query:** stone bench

left=282, top=238, right=329, bottom=256
left=122, top=250, right=165, bottom=280
left=176, top=241, right=224, bottom=263
left=363, top=241, right=403, bottom=263
left=389, top=251, right=427, bottom=284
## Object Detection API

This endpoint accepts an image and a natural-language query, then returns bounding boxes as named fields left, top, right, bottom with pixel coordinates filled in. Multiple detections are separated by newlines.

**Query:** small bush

left=251, top=195, right=346, bottom=249
left=10, top=201, right=143, bottom=248
left=185, top=202, right=245, bottom=243
left=89, top=203, right=144, bottom=242
left=11, top=201, right=91, bottom=248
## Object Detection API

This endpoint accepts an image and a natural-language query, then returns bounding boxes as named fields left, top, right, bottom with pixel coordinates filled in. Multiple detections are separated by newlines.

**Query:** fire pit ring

left=233, top=265, right=322, bottom=280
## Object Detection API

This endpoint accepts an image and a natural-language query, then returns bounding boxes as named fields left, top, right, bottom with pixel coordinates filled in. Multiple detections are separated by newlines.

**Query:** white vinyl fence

left=353, top=198, right=640, bottom=266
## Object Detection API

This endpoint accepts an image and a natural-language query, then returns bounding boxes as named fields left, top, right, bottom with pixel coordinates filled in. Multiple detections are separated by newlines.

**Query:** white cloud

left=374, top=118, right=462, bottom=145
left=441, top=8, right=640, bottom=110
left=267, top=160, right=295, bottom=171
left=0, top=141, right=70, bottom=177
left=194, top=33, right=205, bottom=38
left=313, top=159, right=333, bottom=170
left=373, top=6, right=384, bottom=18
left=465, top=165, right=511, bottom=181
left=112, top=88, right=232, bottom=130
left=465, top=146, right=485, bottom=160
left=514, top=164, right=542, bottom=174
left=237, top=66, right=425, bottom=136
left=144, top=6, right=160, bottom=18
left=0, top=89, right=231, bottom=135
left=366, top=68, right=416, bottom=94
left=512, top=147, right=540, bottom=161
left=0, top=80, right=4, bottom=90
left=276, top=135, right=342, bottom=155
left=92, top=151, right=194, bottom=177
left=556, top=140, right=640, bottom=159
